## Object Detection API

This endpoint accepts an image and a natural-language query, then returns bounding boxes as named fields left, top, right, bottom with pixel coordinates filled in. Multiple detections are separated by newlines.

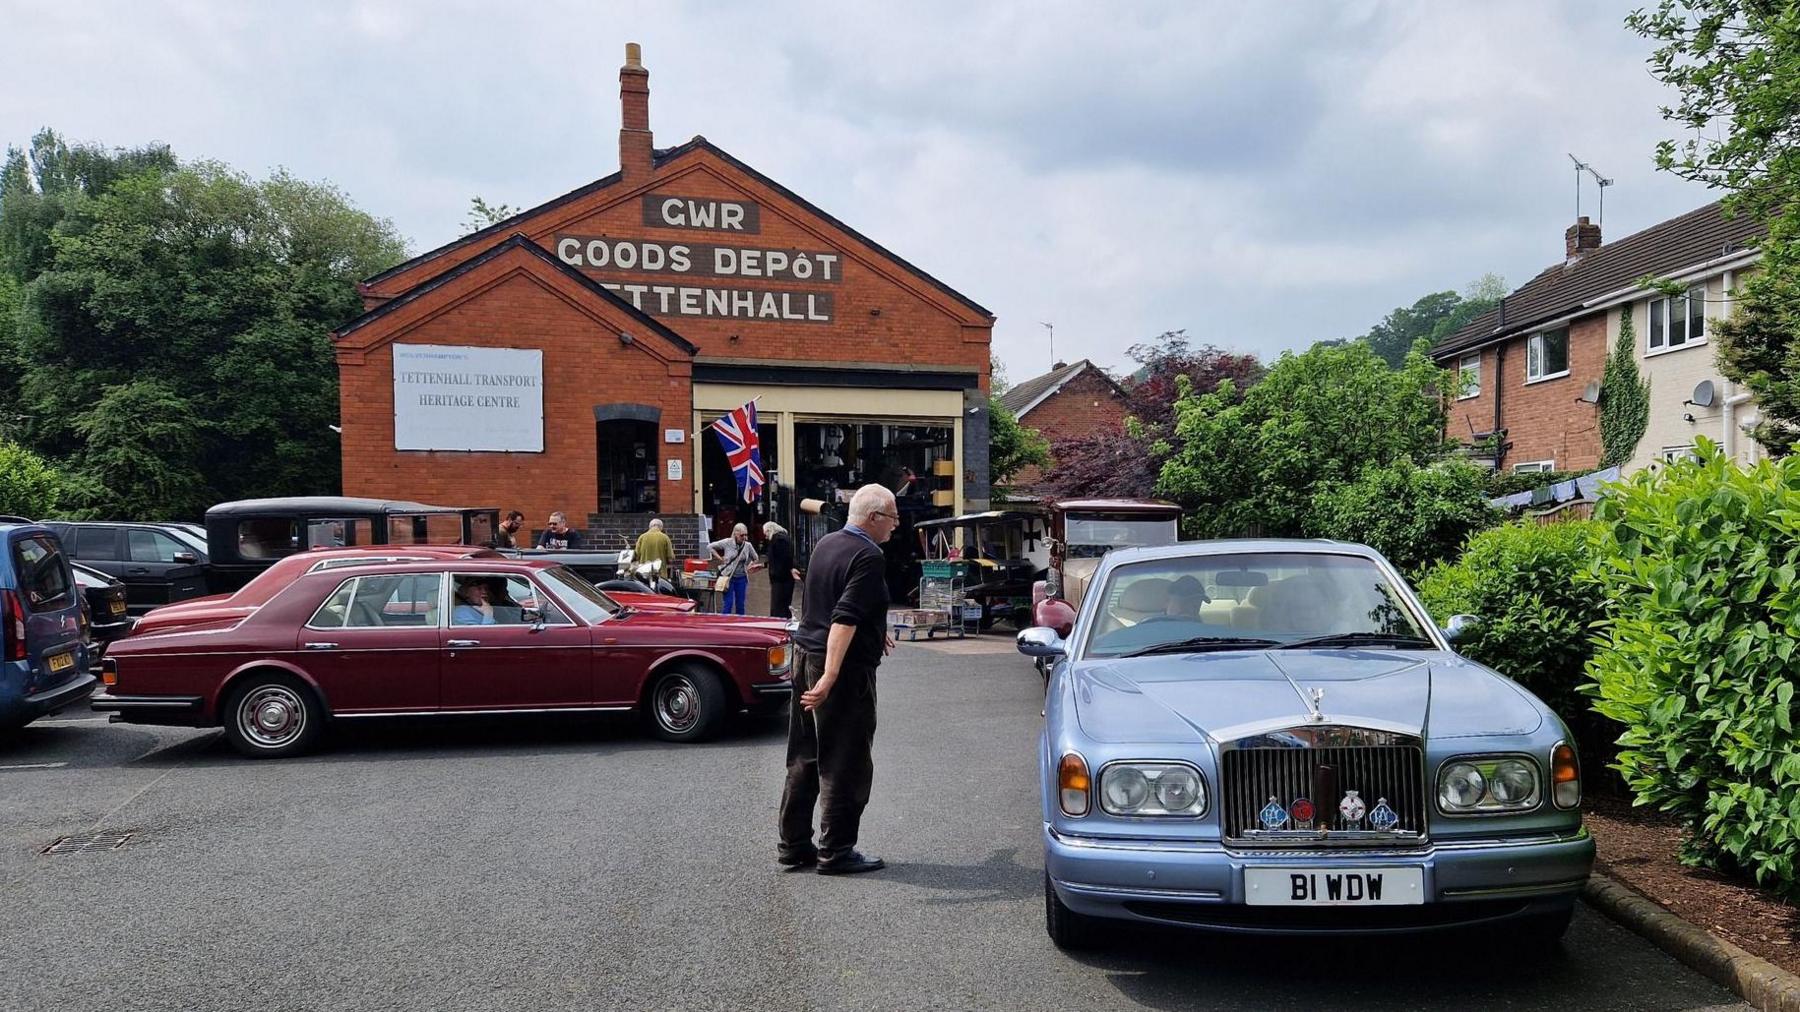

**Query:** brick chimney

left=1565, top=216, right=1602, bottom=259
left=619, top=42, right=653, bottom=181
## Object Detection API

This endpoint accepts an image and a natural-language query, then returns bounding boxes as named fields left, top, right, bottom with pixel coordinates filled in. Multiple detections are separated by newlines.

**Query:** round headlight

left=1439, top=763, right=1486, bottom=809
left=1101, top=766, right=1149, bottom=811
left=1154, top=768, right=1200, bottom=811
left=1491, top=759, right=1536, bottom=804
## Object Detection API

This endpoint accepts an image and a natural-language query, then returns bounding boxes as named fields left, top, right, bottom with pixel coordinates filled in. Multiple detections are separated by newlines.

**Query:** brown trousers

left=777, top=646, right=878, bottom=861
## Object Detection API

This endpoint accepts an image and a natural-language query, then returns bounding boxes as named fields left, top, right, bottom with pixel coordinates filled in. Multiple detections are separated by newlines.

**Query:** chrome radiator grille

left=1222, top=745, right=1427, bottom=843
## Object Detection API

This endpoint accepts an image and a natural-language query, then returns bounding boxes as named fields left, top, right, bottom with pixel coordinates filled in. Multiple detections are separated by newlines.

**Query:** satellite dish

left=1579, top=381, right=1601, bottom=404
left=1690, top=380, right=1716, bottom=408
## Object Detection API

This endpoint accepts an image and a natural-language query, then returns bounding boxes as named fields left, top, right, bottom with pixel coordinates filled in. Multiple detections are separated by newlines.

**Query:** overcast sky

left=2, top=1, right=1720, bottom=383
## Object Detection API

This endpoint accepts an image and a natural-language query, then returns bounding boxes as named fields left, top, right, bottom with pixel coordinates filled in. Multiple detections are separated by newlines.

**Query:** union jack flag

left=710, top=400, right=765, bottom=503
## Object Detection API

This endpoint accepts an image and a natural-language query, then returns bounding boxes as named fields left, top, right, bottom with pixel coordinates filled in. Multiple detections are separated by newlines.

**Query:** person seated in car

left=452, top=578, right=497, bottom=625
left=1162, top=575, right=1210, bottom=621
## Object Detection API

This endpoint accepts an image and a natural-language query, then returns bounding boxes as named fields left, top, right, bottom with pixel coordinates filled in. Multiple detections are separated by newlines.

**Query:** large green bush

left=1585, top=440, right=1800, bottom=895
left=1308, top=459, right=1500, bottom=576
left=0, top=438, right=75, bottom=518
left=1417, top=518, right=1614, bottom=759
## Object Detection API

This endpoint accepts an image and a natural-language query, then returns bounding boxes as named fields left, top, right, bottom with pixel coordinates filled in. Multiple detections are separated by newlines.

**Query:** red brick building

left=333, top=45, right=994, bottom=555
left=997, top=359, right=1129, bottom=492
left=1434, top=203, right=1764, bottom=475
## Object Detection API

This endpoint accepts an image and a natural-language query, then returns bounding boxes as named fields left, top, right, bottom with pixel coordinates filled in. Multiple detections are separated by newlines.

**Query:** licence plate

left=47, top=651, right=74, bottom=673
left=1245, top=867, right=1423, bottom=906
left=109, top=600, right=126, bottom=616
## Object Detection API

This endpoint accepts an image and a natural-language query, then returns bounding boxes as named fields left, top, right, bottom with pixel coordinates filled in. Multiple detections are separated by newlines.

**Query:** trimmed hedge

left=1417, top=518, right=1617, bottom=768
left=1585, top=440, right=1800, bottom=897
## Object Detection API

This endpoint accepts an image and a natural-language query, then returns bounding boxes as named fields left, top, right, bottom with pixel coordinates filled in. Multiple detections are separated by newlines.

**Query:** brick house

left=332, top=45, right=994, bottom=558
left=1433, top=202, right=1766, bottom=475
left=996, top=359, right=1130, bottom=492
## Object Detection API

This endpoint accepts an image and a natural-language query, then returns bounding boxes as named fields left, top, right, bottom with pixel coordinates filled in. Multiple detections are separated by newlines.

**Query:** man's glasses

left=873, top=510, right=900, bottom=522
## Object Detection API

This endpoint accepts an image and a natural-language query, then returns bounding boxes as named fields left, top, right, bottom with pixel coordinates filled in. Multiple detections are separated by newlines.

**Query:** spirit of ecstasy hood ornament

left=1307, top=686, right=1325, bottom=722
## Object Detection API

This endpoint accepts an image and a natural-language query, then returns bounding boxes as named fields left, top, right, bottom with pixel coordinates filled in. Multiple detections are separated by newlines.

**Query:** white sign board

left=667, top=459, right=683, bottom=480
left=393, top=344, right=543, bottom=452
left=664, top=428, right=685, bottom=444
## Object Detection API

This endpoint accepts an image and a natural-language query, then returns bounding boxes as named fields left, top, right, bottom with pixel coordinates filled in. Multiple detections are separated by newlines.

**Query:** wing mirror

left=522, top=608, right=546, bottom=632
left=1442, top=613, right=1480, bottom=643
left=1017, top=626, right=1067, bottom=659
left=173, top=551, right=198, bottom=564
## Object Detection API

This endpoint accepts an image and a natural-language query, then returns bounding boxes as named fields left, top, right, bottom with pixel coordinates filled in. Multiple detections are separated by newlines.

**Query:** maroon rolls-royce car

left=92, top=558, right=792, bottom=757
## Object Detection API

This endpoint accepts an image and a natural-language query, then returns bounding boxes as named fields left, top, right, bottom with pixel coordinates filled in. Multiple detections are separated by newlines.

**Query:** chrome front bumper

left=1045, top=824, right=1593, bottom=933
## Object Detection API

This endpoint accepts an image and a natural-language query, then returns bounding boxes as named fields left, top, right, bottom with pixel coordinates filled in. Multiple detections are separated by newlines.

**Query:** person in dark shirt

left=537, top=511, right=579, bottom=550
left=763, top=520, right=799, bottom=619
left=777, top=484, right=897, bottom=875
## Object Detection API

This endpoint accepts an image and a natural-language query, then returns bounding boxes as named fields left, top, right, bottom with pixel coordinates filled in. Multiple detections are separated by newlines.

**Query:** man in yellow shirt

left=633, top=517, right=676, bottom=576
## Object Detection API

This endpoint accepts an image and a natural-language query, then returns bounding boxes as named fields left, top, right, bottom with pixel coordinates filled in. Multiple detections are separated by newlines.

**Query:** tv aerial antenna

left=1039, top=321, right=1055, bottom=367
left=1567, top=153, right=1614, bottom=227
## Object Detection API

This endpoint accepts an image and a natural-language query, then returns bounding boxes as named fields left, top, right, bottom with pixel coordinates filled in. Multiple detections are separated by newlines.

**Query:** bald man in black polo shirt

left=777, top=484, right=898, bottom=875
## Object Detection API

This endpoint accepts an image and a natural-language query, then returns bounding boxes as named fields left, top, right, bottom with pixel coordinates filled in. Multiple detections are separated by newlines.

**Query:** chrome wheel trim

left=654, top=674, right=700, bottom=734
left=237, top=684, right=306, bottom=749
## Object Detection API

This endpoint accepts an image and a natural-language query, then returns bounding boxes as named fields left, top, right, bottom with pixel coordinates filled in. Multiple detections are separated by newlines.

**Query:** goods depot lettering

left=554, top=233, right=837, bottom=323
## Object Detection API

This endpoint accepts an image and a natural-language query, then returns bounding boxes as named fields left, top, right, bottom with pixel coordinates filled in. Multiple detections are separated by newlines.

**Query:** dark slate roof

left=362, top=137, right=993, bottom=320
left=334, top=233, right=698, bottom=355
left=998, top=359, right=1127, bottom=417
left=1432, top=201, right=1766, bottom=360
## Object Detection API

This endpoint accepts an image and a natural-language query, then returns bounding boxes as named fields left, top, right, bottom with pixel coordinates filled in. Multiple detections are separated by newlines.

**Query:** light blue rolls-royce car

left=1018, top=539, right=1592, bottom=949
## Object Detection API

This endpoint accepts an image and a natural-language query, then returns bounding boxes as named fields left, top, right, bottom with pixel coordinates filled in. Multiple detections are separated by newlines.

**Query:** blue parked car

left=1018, top=539, right=1592, bottom=949
left=1, top=518, right=95, bottom=730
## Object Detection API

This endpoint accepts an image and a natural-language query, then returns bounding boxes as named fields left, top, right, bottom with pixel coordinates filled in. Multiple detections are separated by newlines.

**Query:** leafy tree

left=1353, top=274, right=1508, bottom=369
left=1629, top=2, right=1799, bottom=451
left=1039, top=420, right=1162, bottom=500
left=1121, top=329, right=1263, bottom=433
left=1599, top=308, right=1651, bottom=467
left=7, top=139, right=408, bottom=519
left=1308, top=459, right=1501, bottom=576
left=988, top=396, right=1049, bottom=495
left=1044, top=330, right=1262, bottom=496
left=1157, top=341, right=1453, bottom=538
left=990, top=353, right=1009, bottom=394
left=462, top=195, right=519, bottom=234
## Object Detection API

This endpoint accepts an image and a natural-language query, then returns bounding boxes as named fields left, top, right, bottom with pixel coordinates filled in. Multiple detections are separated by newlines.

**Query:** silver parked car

left=1018, top=539, right=1593, bottom=948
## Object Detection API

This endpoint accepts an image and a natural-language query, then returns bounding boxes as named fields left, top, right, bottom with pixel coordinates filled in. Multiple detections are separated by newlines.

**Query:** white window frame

left=1512, top=460, right=1556, bottom=474
left=1660, top=445, right=1699, bottom=464
left=1457, top=354, right=1481, bottom=400
left=1647, top=285, right=1708, bottom=355
left=1525, top=328, right=1570, bottom=384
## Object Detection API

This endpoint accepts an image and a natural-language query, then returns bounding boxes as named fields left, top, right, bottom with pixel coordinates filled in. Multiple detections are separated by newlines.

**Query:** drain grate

left=43, top=830, right=133, bottom=855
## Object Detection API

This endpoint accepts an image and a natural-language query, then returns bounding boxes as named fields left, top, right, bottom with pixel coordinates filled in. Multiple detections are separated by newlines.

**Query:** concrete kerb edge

left=1583, top=871, right=1800, bottom=1012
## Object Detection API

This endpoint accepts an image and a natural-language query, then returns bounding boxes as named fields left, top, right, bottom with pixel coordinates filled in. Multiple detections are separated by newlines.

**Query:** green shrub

left=1585, top=439, right=1800, bottom=896
left=1308, top=459, right=1501, bottom=576
left=1417, top=518, right=1615, bottom=761
left=0, top=439, right=73, bottom=518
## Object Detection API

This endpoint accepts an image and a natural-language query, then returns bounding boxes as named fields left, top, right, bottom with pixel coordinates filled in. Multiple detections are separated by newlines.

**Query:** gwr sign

left=642, top=194, right=760, bottom=234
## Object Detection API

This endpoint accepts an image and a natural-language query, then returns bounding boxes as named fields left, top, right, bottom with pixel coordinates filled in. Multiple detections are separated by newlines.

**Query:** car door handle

left=127, top=568, right=149, bottom=575
left=302, top=642, right=339, bottom=650
left=446, top=639, right=481, bottom=648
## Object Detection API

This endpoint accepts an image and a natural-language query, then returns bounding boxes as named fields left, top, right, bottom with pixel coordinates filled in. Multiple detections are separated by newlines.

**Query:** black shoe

left=777, top=849, right=818, bottom=868
left=817, top=851, right=885, bottom=875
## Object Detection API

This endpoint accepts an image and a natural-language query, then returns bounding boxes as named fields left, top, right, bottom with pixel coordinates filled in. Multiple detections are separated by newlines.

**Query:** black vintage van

left=204, top=497, right=501, bottom=592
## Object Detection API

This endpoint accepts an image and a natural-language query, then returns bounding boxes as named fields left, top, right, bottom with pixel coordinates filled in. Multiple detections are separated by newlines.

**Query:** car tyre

left=1518, top=903, right=1575, bottom=949
left=1045, top=871, right=1099, bottom=950
left=222, top=673, right=322, bottom=759
left=645, top=665, right=727, bottom=743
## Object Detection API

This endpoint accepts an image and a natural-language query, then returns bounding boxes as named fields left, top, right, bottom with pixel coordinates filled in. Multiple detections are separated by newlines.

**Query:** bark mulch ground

left=1587, top=793, right=1800, bottom=976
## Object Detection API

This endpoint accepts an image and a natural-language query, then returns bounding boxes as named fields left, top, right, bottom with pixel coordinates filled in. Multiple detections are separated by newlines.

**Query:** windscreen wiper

left=1123, top=636, right=1280, bottom=658
left=1274, top=632, right=1435, bottom=650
